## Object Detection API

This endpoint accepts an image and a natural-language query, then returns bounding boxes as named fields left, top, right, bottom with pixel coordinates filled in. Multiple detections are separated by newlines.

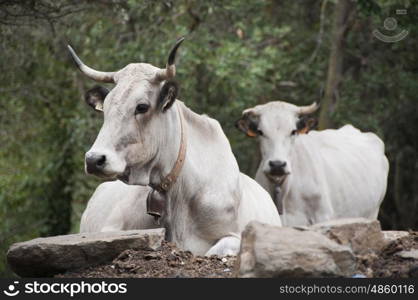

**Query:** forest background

left=0, top=0, right=416, bottom=276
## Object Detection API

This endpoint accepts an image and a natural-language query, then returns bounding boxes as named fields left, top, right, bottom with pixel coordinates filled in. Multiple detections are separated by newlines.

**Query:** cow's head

left=68, top=38, right=184, bottom=185
left=236, top=101, right=319, bottom=184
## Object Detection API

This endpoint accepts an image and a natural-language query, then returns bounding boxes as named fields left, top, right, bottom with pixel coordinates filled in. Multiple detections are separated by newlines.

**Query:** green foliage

left=0, top=0, right=417, bottom=276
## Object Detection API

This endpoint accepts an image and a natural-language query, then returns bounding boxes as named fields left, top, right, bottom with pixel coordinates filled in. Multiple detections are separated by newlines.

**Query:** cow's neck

left=152, top=100, right=235, bottom=190
left=148, top=101, right=210, bottom=198
left=151, top=104, right=186, bottom=193
left=149, top=101, right=240, bottom=243
left=145, top=102, right=187, bottom=222
left=148, top=102, right=184, bottom=190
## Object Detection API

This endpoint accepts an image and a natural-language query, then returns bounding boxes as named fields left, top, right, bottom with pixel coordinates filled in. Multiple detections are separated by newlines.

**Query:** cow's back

left=294, top=124, right=389, bottom=221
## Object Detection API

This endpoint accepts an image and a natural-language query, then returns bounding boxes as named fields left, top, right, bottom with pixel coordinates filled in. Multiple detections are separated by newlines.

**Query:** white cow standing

left=70, top=38, right=281, bottom=256
left=236, top=100, right=389, bottom=226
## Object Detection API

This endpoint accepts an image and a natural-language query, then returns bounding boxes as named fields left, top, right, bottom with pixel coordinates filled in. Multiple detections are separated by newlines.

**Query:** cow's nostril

left=96, top=155, right=106, bottom=167
left=269, top=160, right=286, bottom=175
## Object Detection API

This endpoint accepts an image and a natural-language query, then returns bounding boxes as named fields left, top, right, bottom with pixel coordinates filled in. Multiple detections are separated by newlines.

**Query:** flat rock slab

left=7, top=229, right=165, bottom=277
left=310, top=218, right=386, bottom=255
left=237, top=221, right=356, bottom=278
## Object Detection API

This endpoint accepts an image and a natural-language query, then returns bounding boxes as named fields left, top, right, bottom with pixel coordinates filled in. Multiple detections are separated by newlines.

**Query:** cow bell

left=146, top=189, right=167, bottom=224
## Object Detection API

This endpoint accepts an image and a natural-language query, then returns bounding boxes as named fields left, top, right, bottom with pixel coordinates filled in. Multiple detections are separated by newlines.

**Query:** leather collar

left=155, top=104, right=187, bottom=192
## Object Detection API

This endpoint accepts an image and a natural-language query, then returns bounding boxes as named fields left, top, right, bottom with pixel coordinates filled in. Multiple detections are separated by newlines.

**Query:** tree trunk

left=318, top=0, right=353, bottom=129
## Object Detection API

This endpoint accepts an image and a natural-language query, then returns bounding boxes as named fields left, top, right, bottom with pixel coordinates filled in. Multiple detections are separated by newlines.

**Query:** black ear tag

left=146, top=189, right=167, bottom=225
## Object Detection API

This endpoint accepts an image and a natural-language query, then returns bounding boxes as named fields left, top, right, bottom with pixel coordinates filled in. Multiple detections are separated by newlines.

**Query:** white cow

left=80, top=181, right=157, bottom=232
left=236, top=100, right=389, bottom=226
left=69, top=38, right=281, bottom=256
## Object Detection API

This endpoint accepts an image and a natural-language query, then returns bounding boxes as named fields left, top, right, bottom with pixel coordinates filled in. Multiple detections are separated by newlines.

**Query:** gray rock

left=382, top=231, right=410, bottom=243
left=395, top=249, right=418, bottom=260
left=237, top=221, right=356, bottom=278
left=310, top=218, right=386, bottom=255
left=7, top=229, right=165, bottom=277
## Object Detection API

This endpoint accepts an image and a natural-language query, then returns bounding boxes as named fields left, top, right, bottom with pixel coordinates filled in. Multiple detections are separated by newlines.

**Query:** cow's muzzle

left=268, top=160, right=289, bottom=176
left=265, top=160, right=290, bottom=183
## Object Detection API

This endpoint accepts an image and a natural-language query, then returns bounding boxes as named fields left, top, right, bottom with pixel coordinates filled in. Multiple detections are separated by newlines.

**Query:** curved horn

left=155, top=37, right=185, bottom=81
left=67, top=45, right=115, bottom=83
left=298, top=102, right=320, bottom=115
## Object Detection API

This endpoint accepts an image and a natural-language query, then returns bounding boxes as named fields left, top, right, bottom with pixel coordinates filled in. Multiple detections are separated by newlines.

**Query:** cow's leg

left=205, top=234, right=241, bottom=257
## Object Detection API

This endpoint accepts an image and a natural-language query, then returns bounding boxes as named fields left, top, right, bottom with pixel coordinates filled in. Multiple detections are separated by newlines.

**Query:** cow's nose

left=268, top=160, right=287, bottom=175
left=85, top=152, right=106, bottom=174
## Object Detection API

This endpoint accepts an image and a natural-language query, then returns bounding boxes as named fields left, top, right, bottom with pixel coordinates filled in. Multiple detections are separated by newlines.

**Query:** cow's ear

left=158, top=80, right=178, bottom=112
left=235, top=112, right=261, bottom=138
left=85, top=85, right=109, bottom=112
left=295, top=116, right=317, bottom=134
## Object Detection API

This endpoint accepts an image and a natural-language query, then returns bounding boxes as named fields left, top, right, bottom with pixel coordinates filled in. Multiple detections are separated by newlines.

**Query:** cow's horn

left=155, top=37, right=185, bottom=81
left=298, top=102, right=320, bottom=115
left=67, top=45, right=115, bottom=83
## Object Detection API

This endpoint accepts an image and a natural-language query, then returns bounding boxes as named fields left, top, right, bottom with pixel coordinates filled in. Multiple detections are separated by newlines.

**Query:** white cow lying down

left=80, top=172, right=279, bottom=238
left=70, top=38, right=281, bottom=256
left=237, top=101, right=389, bottom=226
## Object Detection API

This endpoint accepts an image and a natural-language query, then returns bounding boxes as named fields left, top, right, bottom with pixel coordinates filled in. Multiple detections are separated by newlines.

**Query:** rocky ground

left=8, top=219, right=418, bottom=278
left=358, top=231, right=418, bottom=278
left=58, top=232, right=418, bottom=278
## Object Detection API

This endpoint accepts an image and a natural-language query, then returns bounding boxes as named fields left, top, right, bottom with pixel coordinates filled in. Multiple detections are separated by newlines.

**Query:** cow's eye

left=135, top=103, right=149, bottom=114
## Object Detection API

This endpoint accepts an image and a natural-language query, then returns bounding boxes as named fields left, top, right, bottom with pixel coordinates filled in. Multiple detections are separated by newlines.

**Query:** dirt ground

left=58, top=241, right=236, bottom=278
left=58, top=233, right=418, bottom=278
